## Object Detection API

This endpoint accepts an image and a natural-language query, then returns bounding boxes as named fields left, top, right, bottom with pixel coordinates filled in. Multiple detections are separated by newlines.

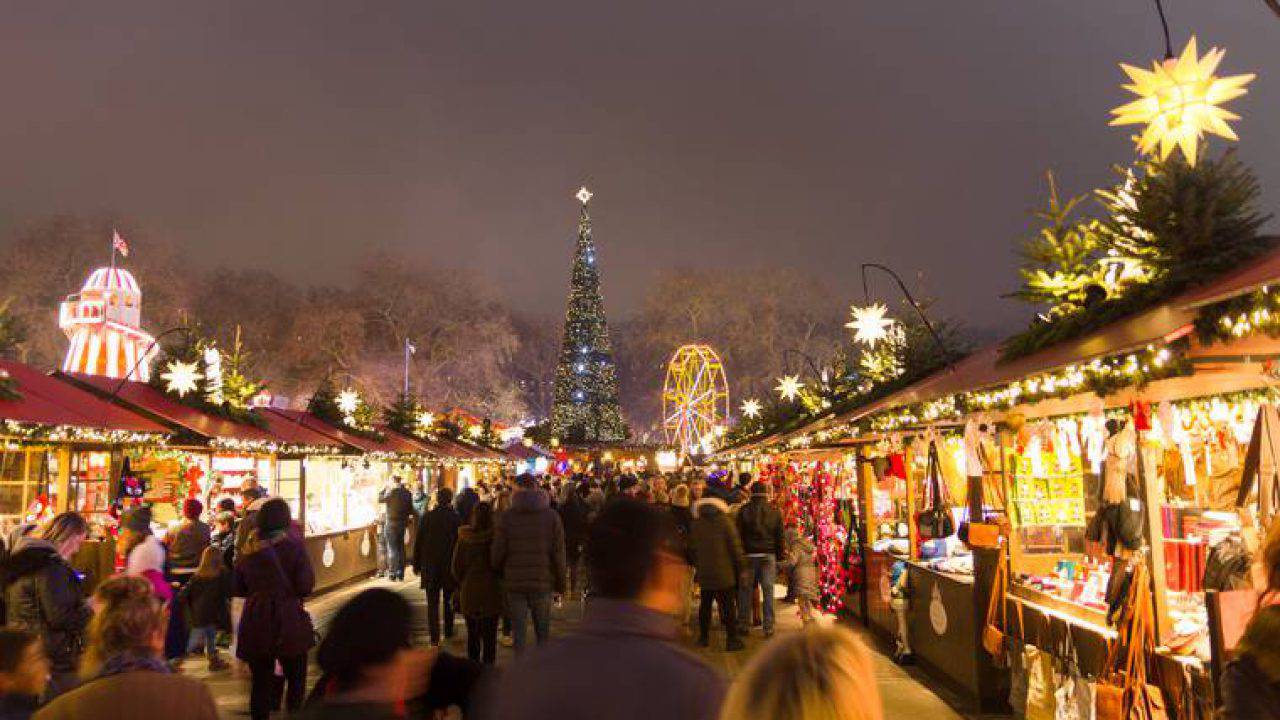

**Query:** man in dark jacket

left=412, top=487, right=461, bottom=645
left=688, top=497, right=745, bottom=651
left=379, top=476, right=417, bottom=581
left=492, top=474, right=566, bottom=653
left=557, top=481, right=591, bottom=596
left=480, top=499, right=726, bottom=720
left=736, top=481, right=786, bottom=637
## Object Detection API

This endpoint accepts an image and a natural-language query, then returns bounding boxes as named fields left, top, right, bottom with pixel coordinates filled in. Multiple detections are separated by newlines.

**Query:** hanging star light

left=416, top=411, right=435, bottom=432
left=162, top=360, right=202, bottom=397
left=740, top=398, right=763, bottom=419
left=336, top=389, right=360, bottom=417
left=846, top=303, right=895, bottom=347
left=775, top=375, right=804, bottom=402
left=468, top=425, right=484, bottom=439
left=575, top=186, right=593, bottom=205
left=1110, top=36, right=1255, bottom=166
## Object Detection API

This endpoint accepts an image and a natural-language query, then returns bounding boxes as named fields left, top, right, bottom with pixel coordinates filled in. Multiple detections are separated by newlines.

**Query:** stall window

left=304, top=457, right=382, bottom=535
left=68, top=451, right=113, bottom=516
left=275, top=458, right=302, bottom=521
left=0, top=448, right=52, bottom=524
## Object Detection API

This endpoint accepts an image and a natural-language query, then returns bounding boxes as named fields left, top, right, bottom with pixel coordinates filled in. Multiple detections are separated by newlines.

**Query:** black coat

left=492, top=489, right=567, bottom=595
left=737, top=496, right=785, bottom=560
left=233, top=535, right=316, bottom=661
left=413, top=505, right=461, bottom=588
left=178, top=570, right=232, bottom=631
left=380, top=486, right=416, bottom=525
left=688, top=499, right=745, bottom=591
left=451, top=527, right=503, bottom=618
left=1222, top=655, right=1280, bottom=720
left=0, top=541, right=91, bottom=674
left=557, top=493, right=590, bottom=545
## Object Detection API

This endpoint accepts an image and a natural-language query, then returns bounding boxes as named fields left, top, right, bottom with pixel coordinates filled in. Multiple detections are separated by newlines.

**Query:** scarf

left=95, top=652, right=171, bottom=680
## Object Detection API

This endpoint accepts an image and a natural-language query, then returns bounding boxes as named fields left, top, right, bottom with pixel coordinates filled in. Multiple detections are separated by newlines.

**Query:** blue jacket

left=479, top=599, right=726, bottom=720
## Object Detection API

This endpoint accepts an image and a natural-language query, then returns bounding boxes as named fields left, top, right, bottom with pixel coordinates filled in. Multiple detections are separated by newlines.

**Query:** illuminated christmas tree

left=549, top=187, right=628, bottom=443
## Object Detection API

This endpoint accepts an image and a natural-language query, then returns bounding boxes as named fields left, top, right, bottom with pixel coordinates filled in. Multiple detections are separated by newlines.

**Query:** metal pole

left=403, top=338, right=411, bottom=398
left=860, top=263, right=954, bottom=365
left=108, top=325, right=192, bottom=399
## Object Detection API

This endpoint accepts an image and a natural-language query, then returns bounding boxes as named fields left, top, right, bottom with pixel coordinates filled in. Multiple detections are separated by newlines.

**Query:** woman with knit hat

left=233, top=498, right=315, bottom=720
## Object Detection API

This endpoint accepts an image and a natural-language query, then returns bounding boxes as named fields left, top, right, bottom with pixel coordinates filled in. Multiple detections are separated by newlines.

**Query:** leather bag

left=916, top=441, right=955, bottom=540
left=982, top=546, right=1010, bottom=664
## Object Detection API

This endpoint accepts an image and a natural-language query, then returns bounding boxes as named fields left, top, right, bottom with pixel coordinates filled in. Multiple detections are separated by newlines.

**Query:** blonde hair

left=719, top=626, right=882, bottom=720
left=671, top=484, right=691, bottom=508
left=194, top=545, right=224, bottom=579
left=81, top=576, right=166, bottom=678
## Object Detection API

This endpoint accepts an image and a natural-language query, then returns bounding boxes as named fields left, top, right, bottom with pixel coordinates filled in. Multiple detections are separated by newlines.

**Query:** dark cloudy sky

left=0, top=2, right=1275, bottom=333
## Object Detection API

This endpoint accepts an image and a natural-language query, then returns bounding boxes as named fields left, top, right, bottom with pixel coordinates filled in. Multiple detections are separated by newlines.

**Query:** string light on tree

left=775, top=375, right=804, bottom=402
left=846, top=303, right=895, bottom=347
left=740, top=398, right=762, bottom=419
left=161, top=360, right=201, bottom=398
left=1110, top=36, right=1255, bottom=165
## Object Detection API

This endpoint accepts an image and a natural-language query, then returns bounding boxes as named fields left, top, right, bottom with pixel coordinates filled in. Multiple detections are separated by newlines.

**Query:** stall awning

left=0, top=360, right=169, bottom=436
left=257, top=409, right=350, bottom=454
left=62, top=372, right=278, bottom=444
left=263, top=409, right=422, bottom=457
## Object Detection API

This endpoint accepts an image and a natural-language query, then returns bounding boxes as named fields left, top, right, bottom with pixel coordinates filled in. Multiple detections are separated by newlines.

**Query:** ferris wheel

left=662, top=344, right=730, bottom=456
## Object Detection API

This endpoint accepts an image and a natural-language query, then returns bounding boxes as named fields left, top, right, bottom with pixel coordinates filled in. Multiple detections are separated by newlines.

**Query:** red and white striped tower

left=58, top=267, right=158, bottom=381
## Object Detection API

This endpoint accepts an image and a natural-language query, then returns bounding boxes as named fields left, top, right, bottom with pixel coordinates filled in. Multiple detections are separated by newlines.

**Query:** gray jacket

left=480, top=598, right=726, bottom=720
left=492, top=488, right=567, bottom=594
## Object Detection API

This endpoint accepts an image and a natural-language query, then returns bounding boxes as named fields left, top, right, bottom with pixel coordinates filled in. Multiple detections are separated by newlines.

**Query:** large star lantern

left=740, top=398, right=763, bottom=419
left=1110, top=37, right=1255, bottom=166
left=847, top=303, right=895, bottom=347
left=161, top=360, right=202, bottom=397
left=775, top=375, right=804, bottom=402
left=336, top=389, right=361, bottom=422
left=416, top=411, right=436, bottom=433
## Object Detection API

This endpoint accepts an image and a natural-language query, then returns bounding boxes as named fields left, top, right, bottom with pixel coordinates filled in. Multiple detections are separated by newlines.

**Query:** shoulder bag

left=916, top=441, right=955, bottom=540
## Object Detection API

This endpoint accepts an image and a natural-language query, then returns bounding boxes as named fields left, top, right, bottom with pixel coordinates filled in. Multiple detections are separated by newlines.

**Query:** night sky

left=0, top=2, right=1275, bottom=334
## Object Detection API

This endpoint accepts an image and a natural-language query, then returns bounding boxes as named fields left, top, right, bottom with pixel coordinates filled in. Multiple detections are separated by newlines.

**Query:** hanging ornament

left=161, top=360, right=202, bottom=397
left=1110, top=37, right=1255, bottom=165
left=416, top=410, right=435, bottom=433
left=336, top=389, right=360, bottom=421
left=775, top=375, right=804, bottom=402
left=846, top=303, right=895, bottom=347
left=740, top=398, right=762, bottom=419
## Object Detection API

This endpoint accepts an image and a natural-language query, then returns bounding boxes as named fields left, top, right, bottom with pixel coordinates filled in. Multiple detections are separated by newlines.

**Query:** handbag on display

left=1092, top=562, right=1168, bottom=720
left=916, top=441, right=956, bottom=540
left=1054, top=626, right=1095, bottom=720
left=1025, top=631, right=1058, bottom=720
left=982, top=546, right=1010, bottom=665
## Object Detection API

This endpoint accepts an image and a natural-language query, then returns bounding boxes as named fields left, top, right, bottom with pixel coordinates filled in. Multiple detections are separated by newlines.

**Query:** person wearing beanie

left=233, top=498, right=315, bottom=720
left=119, top=506, right=171, bottom=604
left=161, top=498, right=212, bottom=663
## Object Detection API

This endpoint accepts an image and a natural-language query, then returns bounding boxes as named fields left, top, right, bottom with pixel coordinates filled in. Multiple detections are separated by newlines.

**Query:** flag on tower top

left=112, top=230, right=130, bottom=258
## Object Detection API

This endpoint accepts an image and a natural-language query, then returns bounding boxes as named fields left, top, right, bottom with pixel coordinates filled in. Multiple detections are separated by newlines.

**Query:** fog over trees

left=0, top=215, right=885, bottom=437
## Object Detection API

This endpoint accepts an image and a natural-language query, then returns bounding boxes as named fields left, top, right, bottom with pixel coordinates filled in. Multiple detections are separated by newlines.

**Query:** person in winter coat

left=689, top=497, right=745, bottom=651
left=210, top=511, right=236, bottom=570
left=163, top=498, right=211, bottom=662
left=33, top=576, right=219, bottom=720
left=451, top=502, right=503, bottom=665
left=301, top=589, right=486, bottom=720
left=176, top=547, right=232, bottom=671
left=118, top=507, right=170, bottom=603
left=788, top=529, right=819, bottom=625
left=233, top=499, right=315, bottom=720
left=736, top=482, right=786, bottom=637
left=1223, top=604, right=1280, bottom=720
left=454, top=486, right=481, bottom=526
left=378, top=477, right=417, bottom=582
left=0, top=628, right=48, bottom=720
left=492, top=474, right=567, bottom=653
left=557, top=482, right=590, bottom=596
left=669, top=484, right=693, bottom=548
left=1, top=513, right=92, bottom=700
left=480, top=499, right=727, bottom=720
left=412, top=488, right=461, bottom=645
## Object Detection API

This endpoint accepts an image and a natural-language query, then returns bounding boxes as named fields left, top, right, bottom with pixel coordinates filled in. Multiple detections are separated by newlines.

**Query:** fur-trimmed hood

left=0, top=539, right=62, bottom=585
left=693, top=497, right=729, bottom=519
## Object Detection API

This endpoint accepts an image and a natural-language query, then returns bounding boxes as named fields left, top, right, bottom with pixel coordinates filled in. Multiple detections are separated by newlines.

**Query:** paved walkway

left=193, top=574, right=968, bottom=719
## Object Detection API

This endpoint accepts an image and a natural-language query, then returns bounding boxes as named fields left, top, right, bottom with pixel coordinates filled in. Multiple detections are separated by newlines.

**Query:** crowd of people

left=0, top=469, right=881, bottom=720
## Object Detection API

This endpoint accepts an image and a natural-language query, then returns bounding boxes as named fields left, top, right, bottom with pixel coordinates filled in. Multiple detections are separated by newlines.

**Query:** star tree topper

left=775, top=375, right=804, bottom=402
left=161, top=360, right=202, bottom=398
left=575, top=186, right=593, bottom=205
left=847, top=303, right=895, bottom=347
left=1110, top=36, right=1255, bottom=166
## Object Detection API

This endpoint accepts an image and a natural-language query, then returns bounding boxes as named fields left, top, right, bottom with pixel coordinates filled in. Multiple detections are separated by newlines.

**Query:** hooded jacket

left=492, top=488, right=567, bottom=594
left=1, top=539, right=91, bottom=674
left=451, top=526, right=503, bottom=617
left=688, top=498, right=745, bottom=591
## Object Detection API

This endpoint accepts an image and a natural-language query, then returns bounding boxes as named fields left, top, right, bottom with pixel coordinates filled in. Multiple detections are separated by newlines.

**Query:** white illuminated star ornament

left=336, top=389, right=360, bottom=417
left=775, top=376, right=804, bottom=402
left=575, top=186, right=593, bottom=205
left=161, top=360, right=202, bottom=397
left=1110, top=37, right=1255, bottom=166
left=847, top=303, right=895, bottom=347
left=416, top=411, right=435, bottom=432
left=740, top=398, right=763, bottom=419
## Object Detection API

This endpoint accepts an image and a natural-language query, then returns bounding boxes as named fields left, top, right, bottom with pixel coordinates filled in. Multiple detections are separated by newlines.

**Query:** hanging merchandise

left=916, top=441, right=954, bottom=541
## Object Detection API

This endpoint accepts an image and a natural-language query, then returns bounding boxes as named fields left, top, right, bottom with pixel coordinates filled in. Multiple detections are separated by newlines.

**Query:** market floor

left=192, top=574, right=970, bottom=719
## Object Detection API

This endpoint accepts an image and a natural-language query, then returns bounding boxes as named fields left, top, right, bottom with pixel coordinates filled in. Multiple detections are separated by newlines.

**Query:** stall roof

left=737, top=242, right=1280, bottom=452
left=256, top=409, right=350, bottom=453
left=0, top=361, right=169, bottom=435
left=264, top=409, right=419, bottom=456
left=62, top=372, right=278, bottom=444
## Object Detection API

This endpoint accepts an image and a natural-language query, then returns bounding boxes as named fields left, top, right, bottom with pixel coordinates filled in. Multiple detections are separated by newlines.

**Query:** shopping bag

left=1055, top=628, right=1094, bottom=720
left=1008, top=639, right=1029, bottom=716
left=1024, top=643, right=1057, bottom=720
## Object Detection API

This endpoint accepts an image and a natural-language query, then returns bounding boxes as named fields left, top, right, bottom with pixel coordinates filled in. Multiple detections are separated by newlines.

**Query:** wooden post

left=906, top=441, right=919, bottom=559
left=855, top=445, right=872, bottom=625
left=54, top=447, right=71, bottom=513
left=1135, top=424, right=1173, bottom=643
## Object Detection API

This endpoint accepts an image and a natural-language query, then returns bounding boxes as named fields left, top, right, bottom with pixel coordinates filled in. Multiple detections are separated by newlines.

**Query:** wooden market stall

left=0, top=360, right=171, bottom=589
